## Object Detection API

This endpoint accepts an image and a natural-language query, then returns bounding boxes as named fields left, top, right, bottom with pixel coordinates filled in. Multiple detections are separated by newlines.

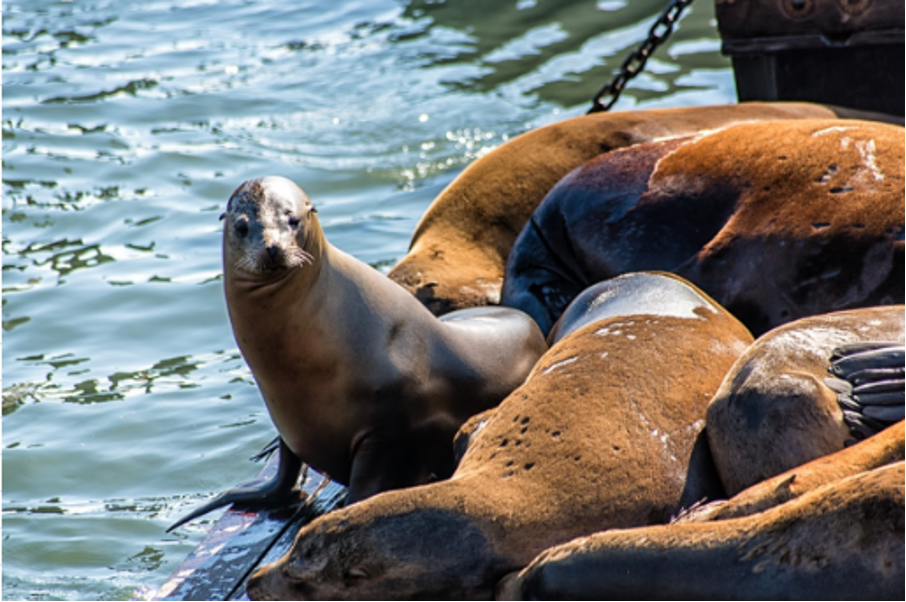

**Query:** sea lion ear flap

left=222, top=192, right=236, bottom=220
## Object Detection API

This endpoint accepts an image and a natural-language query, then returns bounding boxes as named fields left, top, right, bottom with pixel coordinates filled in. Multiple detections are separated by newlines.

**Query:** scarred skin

left=388, top=102, right=840, bottom=314
left=502, top=118, right=905, bottom=336
left=498, top=461, right=905, bottom=601
left=706, top=306, right=905, bottom=496
left=219, top=176, right=546, bottom=504
left=246, top=273, right=753, bottom=601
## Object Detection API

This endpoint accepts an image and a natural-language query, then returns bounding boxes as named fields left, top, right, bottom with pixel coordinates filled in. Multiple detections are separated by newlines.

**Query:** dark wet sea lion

left=680, top=420, right=904, bottom=523
left=502, top=118, right=905, bottom=336
left=387, top=102, right=840, bottom=314
left=169, top=176, right=546, bottom=530
left=706, top=305, right=905, bottom=496
left=246, top=272, right=753, bottom=600
left=498, top=461, right=905, bottom=601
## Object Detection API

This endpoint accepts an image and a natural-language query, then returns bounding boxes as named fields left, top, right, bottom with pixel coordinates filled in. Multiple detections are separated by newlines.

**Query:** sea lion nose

left=266, top=246, right=280, bottom=260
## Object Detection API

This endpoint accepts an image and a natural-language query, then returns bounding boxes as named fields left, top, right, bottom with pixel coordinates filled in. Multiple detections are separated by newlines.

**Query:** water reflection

left=2, top=382, right=41, bottom=415
left=2, top=238, right=116, bottom=281
left=2, top=6, right=118, bottom=69
left=400, top=0, right=725, bottom=107
left=2, top=351, right=249, bottom=411
left=44, top=78, right=159, bottom=105
left=116, top=546, right=166, bottom=574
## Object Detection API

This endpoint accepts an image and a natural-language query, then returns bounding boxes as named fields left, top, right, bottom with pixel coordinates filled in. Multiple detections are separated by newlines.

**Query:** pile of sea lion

left=175, top=102, right=905, bottom=599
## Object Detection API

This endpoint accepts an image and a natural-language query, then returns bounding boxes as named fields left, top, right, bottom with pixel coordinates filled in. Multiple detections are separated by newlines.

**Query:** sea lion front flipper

left=167, top=438, right=303, bottom=532
left=827, top=342, right=905, bottom=443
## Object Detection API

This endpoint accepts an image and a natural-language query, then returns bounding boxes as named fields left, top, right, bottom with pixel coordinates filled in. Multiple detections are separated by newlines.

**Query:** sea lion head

left=246, top=486, right=504, bottom=601
left=222, top=176, right=323, bottom=277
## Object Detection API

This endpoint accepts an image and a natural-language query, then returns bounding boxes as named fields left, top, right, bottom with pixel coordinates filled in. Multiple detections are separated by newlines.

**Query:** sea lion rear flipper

left=827, top=342, right=905, bottom=443
left=166, top=438, right=303, bottom=532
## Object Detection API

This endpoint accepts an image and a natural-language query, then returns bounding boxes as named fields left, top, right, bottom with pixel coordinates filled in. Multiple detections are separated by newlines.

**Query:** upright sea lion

left=502, top=118, right=905, bottom=336
left=387, top=102, right=840, bottom=314
left=498, top=461, right=905, bottom=601
left=246, top=272, right=753, bottom=600
left=169, top=176, right=546, bottom=530
left=706, top=305, right=905, bottom=496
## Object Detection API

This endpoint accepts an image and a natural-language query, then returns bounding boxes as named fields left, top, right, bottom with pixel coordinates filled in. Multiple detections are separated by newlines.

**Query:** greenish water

left=2, top=1, right=733, bottom=599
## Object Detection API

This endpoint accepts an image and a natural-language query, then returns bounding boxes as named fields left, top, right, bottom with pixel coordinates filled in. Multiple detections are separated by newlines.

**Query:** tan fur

left=500, top=462, right=905, bottom=600
left=683, top=420, right=904, bottom=522
left=706, top=306, right=905, bottom=496
left=246, top=273, right=753, bottom=600
left=502, top=118, right=905, bottom=336
left=388, top=102, right=837, bottom=314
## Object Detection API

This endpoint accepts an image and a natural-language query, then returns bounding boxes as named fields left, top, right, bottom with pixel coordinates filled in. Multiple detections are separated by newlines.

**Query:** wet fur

left=246, top=273, right=753, bottom=600
left=706, top=306, right=905, bottom=495
left=222, top=176, right=547, bottom=504
left=503, top=119, right=905, bottom=336
left=501, top=462, right=905, bottom=600
left=388, top=102, right=839, bottom=314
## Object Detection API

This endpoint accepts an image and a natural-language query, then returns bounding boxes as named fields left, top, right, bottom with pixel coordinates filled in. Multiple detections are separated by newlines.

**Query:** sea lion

left=502, top=118, right=905, bottom=336
left=169, top=176, right=546, bottom=531
left=498, top=461, right=905, bottom=601
left=387, top=102, right=840, bottom=315
left=680, top=420, right=904, bottom=523
left=706, top=305, right=905, bottom=496
left=245, top=272, right=753, bottom=600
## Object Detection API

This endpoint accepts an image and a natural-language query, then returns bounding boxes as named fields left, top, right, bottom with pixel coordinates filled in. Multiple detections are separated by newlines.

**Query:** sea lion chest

left=225, top=263, right=458, bottom=482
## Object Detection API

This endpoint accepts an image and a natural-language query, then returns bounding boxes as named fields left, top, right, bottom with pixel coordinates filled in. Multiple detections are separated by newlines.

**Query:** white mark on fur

left=855, top=139, right=883, bottom=181
left=812, top=125, right=859, bottom=137
left=543, top=356, right=578, bottom=375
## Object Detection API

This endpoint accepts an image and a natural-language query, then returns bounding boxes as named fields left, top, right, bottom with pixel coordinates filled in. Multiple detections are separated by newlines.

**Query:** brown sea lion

left=388, top=102, right=840, bottom=315
left=502, top=118, right=905, bottom=336
left=680, top=420, right=904, bottom=523
left=168, top=175, right=546, bottom=531
left=245, top=272, right=753, bottom=600
left=498, top=461, right=905, bottom=601
left=706, top=305, right=905, bottom=496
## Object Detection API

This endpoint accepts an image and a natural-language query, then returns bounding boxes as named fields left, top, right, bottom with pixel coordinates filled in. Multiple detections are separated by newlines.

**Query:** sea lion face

left=223, top=176, right=319, bottom=276
left=246, top=494, right=500, bottom=601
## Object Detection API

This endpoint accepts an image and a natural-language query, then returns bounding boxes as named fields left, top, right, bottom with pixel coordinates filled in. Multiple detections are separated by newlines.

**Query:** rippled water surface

left=2, top=0, right=733, bottom=599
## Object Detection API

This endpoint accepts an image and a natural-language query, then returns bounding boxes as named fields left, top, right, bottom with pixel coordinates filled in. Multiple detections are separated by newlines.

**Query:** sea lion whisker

left=288, top=248, right=313, bottom=267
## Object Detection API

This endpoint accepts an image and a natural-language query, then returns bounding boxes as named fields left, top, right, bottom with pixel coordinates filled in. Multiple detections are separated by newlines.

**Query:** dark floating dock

left=155, top=459, right=346, bottom=601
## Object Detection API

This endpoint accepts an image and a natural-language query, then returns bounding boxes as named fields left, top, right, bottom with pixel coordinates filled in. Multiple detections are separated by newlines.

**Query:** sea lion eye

left=288, top=215, right=301, bottom=228
left=235, top=217, right=250, bottom=238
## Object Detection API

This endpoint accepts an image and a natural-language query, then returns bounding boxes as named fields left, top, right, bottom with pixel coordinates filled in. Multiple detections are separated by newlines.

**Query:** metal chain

left=588, top=0, right=696, bottom=113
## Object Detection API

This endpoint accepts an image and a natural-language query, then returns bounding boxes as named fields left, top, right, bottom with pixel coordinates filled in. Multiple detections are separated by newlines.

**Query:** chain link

left=588, top=0, right=696, bottom=114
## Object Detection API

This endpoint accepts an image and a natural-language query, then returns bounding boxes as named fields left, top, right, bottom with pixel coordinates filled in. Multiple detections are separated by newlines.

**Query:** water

left=1, top=1, right=734, bottom=599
